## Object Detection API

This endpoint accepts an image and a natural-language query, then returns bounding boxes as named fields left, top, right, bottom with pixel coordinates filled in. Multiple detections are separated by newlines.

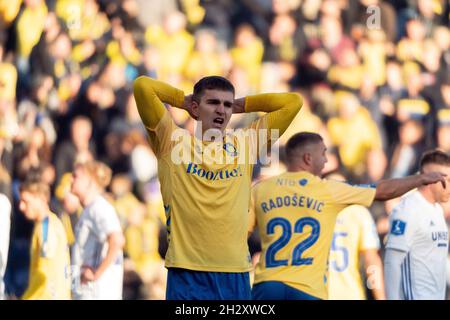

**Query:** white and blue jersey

left=386, top=191, right=448, bottom=300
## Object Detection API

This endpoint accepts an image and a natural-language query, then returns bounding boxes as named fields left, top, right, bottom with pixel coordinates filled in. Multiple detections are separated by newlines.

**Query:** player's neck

left=287, top=164, right=314, bottom=175
left=195, top=125, right=225, bottom=142
left=80, top=189, right=101, bottom=207
left=35, top=208, right=51, bottom=222
left=418, top=187, right=437, bottom=204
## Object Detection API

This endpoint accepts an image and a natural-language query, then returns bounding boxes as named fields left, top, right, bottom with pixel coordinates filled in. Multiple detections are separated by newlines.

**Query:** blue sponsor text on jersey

left=186, top=162, right=243, bottom=180
left=261, top=194, right=324, bottom=214
left=431, top=231, right=448, bottom=242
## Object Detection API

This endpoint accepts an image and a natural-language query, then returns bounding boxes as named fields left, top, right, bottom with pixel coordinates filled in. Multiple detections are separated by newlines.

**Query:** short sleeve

left=93, top=201, right=122, bottom=242
left=325, top=180, right=376, bottom=208
left=358, top=207, right=380, bottom=251
left=385, top=204, right=417, bottom=252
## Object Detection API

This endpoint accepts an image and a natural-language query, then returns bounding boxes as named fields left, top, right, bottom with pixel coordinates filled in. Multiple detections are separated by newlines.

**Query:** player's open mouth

left=213, top=118, right=224, bottom=125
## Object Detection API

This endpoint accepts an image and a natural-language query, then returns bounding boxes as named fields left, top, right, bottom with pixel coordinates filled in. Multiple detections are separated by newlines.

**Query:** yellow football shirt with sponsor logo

left=249, top=172, right=376, bottom=299
left=22, top=213, right=71, bottom=300
left=133, top=77, right=302, bottom=272
left=328, top=205, right=380, bottom=300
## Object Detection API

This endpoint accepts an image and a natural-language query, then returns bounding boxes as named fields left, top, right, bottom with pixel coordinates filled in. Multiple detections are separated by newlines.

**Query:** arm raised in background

left=375, top=172, right=447, bottom=201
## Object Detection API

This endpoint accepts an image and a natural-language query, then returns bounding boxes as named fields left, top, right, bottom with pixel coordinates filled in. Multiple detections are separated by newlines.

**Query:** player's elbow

left=287, top=92, right=303, bottom=112
left=374, top=182, right=391, bottom=201
left=109, top=231, right=125, bottom=250
left=133, top=76, right=148, bottom=95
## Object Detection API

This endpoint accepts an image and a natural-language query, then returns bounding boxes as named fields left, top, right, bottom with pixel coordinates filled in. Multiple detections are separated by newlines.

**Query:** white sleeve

left=384, top=248, right=408, bottom=300
left=385, top=203, right=418, bottom=252
left=93, top=199, right=122, bottom=242
left=0, top=195, right=11, bottom=300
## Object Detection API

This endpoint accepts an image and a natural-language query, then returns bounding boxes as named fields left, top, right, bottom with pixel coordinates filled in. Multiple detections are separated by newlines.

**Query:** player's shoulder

left=252, top=175, right=278, bottom=193
left=90, top=195, right=117, bottom=216
left=390, top=191, right=422, bottom=220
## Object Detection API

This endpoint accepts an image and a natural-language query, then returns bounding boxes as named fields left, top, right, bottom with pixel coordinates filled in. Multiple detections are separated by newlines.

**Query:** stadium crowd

left=0, top=0, right=449, bottom=299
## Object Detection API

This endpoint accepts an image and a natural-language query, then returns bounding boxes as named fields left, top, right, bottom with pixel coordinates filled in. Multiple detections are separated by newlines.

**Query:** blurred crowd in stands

left=0, top=0, right=449, bottom=299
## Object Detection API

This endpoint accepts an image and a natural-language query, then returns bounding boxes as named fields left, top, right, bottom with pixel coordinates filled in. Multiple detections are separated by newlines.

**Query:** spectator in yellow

left=124, top=202, right=165, bottom=299
left=396, top=16, right=426, bottom=63
left=327, top=91, right=383, bottom=178
left=230, top=24, right=264, bottom=93
left=110, top=174, right=142, bottom=229
left=0, top=0, right=22, bottom=27
left=106, top=29, right=142, bottom=67
left=328, top=47, right=364, bottom=91
left=184, top=28, right=227, bottom=85
left=358, top=29, right=388, bottom=87
left=19, top=181, right=71, bottom=300
left=0, top=44, right=18, bottom=103
left=280, top=92, right=329, bottom=146
left=16, top=0, right=48, bottom=59
left=145, top=11, right=194, bottom=82
left=56, top=0, right=110, bottom=42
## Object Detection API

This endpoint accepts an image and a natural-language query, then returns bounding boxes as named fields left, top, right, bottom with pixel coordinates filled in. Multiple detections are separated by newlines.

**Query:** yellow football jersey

left=133, top=76, right=302, bottom=272
left=328, top=205, right=380, bottom=300
left=250, top=172, right=376, bottom=300
left=22, top=213, right=71, bottom=300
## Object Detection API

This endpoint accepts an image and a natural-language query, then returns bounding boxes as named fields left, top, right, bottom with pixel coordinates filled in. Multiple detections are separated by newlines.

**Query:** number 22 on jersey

left=265, top=217, right=320, bottom=268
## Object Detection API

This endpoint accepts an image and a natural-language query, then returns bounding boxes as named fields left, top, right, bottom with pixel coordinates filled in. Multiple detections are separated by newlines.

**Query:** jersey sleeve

left=246, top=93, right=302, bottom=155
left=385, top=202, right=418, bottom=252
left=133, top=76, right=184, bottom=157
left=93, top=202, right=122, bottom=242
left=325, top=180, right=376, bottom=210
left=357, top=207, right=380, bottom=251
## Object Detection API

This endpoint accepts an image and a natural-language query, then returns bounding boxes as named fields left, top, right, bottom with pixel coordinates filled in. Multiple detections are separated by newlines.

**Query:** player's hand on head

left=421, top=172, right=447, bottom=188
left=232, top=98, right=245, bottom=114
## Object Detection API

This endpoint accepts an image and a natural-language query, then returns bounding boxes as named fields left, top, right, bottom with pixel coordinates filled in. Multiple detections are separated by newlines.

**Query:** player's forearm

left=94, top=232, right=124, bottom=280
left=375, top=175, right=423, bottom=201
left=133, top=76, right=185, bottom=129
left=363, top=250, right=386, bottom=300
left=243, top=93, right=303, bottom=134
left=384, top=248, right=407, bottom=300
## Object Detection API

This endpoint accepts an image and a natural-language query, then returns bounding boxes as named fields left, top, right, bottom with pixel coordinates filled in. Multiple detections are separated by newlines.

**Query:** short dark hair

left=285, top=132, right=323, bottom=164
left=419, top=149, right=450, bottom=172
left=192, top=76, right=235, bottom=102
left=20, top=181, right=50, bottom=202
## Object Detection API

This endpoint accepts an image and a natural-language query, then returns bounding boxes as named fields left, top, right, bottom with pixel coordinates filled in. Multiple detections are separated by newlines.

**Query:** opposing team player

left=385, top=150, right=450, bottom=300
left=249, top=132, right=446, bottom=300
left=133, top=75, right=302, bottom=299
left=71, top=161, right=124, bottom=300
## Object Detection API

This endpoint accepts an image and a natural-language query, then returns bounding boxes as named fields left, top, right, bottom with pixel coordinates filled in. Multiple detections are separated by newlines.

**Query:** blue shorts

left=166, top=268, right=251, bottom=300
left=252, top=281, right=321, bottom=300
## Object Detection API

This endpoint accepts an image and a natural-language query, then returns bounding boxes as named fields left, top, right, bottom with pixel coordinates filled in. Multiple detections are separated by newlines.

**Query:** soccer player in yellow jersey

left=326, top=172, right=385, bottom=300
left=133, top=75, right=302, bottom=299
left=249, top=132, right=447, bottom=300
left=19, top=181, right=71, bottom=300
left=328, top=204, right=385, bottom=300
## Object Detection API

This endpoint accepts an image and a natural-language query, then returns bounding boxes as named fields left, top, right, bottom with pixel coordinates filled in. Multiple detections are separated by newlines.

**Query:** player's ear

left=304, top=152, right=312, bottom=166
left=191, top=99, right=200, bottom=120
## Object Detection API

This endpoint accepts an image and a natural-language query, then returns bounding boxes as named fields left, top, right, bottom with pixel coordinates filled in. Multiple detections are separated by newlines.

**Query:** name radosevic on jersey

left=249, top=171, right=376, bottom=300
